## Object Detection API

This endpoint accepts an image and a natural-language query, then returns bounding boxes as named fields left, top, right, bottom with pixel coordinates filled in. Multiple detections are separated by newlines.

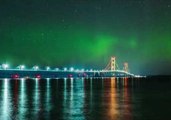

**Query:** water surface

left=0, top=77, right=171, bottom=120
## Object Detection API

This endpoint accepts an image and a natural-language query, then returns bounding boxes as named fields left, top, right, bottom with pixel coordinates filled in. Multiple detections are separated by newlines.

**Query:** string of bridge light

left=0, top=63, right=98, bottom=72
left=0, top=63, right=128, bottom=72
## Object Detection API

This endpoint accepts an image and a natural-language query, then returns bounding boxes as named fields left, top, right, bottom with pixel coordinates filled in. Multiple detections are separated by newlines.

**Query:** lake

left=0, top=77, right=171, bottom=120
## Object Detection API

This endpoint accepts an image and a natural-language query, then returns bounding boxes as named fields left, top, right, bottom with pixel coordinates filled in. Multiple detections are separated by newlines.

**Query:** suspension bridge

left=0, top=57, right=136, bottom=79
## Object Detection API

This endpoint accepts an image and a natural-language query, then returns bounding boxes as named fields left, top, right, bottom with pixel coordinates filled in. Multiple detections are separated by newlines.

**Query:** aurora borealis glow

left=0, top=0, right=171, bottom=75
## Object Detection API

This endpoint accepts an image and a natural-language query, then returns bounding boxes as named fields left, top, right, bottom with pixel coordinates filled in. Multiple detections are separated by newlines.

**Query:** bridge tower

left=123, top=62, right=129, bottom=72
left=110, top=57, right=116, bottom=71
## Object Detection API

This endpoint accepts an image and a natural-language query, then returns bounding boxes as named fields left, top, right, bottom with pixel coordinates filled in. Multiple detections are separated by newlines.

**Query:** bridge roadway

left=0, top=69, right=135, bottom=79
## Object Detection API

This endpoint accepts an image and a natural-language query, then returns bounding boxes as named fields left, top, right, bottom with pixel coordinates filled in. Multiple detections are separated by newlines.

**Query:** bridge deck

left=0, top=69, right=134, bottom=79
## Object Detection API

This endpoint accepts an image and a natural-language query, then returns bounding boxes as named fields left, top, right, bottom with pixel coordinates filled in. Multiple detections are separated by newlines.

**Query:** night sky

left=0, top=0, right=171, bottom=75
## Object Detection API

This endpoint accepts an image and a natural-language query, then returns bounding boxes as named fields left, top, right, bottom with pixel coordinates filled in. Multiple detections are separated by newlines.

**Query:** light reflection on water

left=33, top=78, right=40, bottom=119
left=18, top=78, right=27, bottom=119
left=63, top=78, right=85, bottom=120
left=108, top=77, right=118, bottom=119
left=1, top=79, right=11, bottom=120
left=46, top=78, right=51, bottom=112
left=0, top=77, right=171, bottom=119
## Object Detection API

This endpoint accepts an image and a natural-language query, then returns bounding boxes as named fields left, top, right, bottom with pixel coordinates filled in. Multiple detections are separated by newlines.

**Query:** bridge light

left=46, top=66, right=50, bottom=71
left=64, top=67, right=67, bottom=71
left=68, top=74, right=73, bottom=78
left=33, top=66, right=39, bottom=70
left=55, top=68, right=59, bottom=71
left=36, top=74, right=41, bottom=78
left=70, top=67, right=74, bottom=71
left=2, top=64, right=9, bottom=70
left=81, top=69, right=84, bottom=72
left=12, top=74, right=19, bottom=79
left=18, top=65, right=25, bottom=70
left=20, top=65, right=25, bottom=70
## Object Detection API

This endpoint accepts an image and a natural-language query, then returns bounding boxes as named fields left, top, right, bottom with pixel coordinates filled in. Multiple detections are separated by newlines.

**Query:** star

left=61, top=19, right=65, bottom=23
left=95, top=6, right=102, bottom=11
left=41, top=33, right=45, bottom=36
left=74, top=9, right=78, bottom=13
